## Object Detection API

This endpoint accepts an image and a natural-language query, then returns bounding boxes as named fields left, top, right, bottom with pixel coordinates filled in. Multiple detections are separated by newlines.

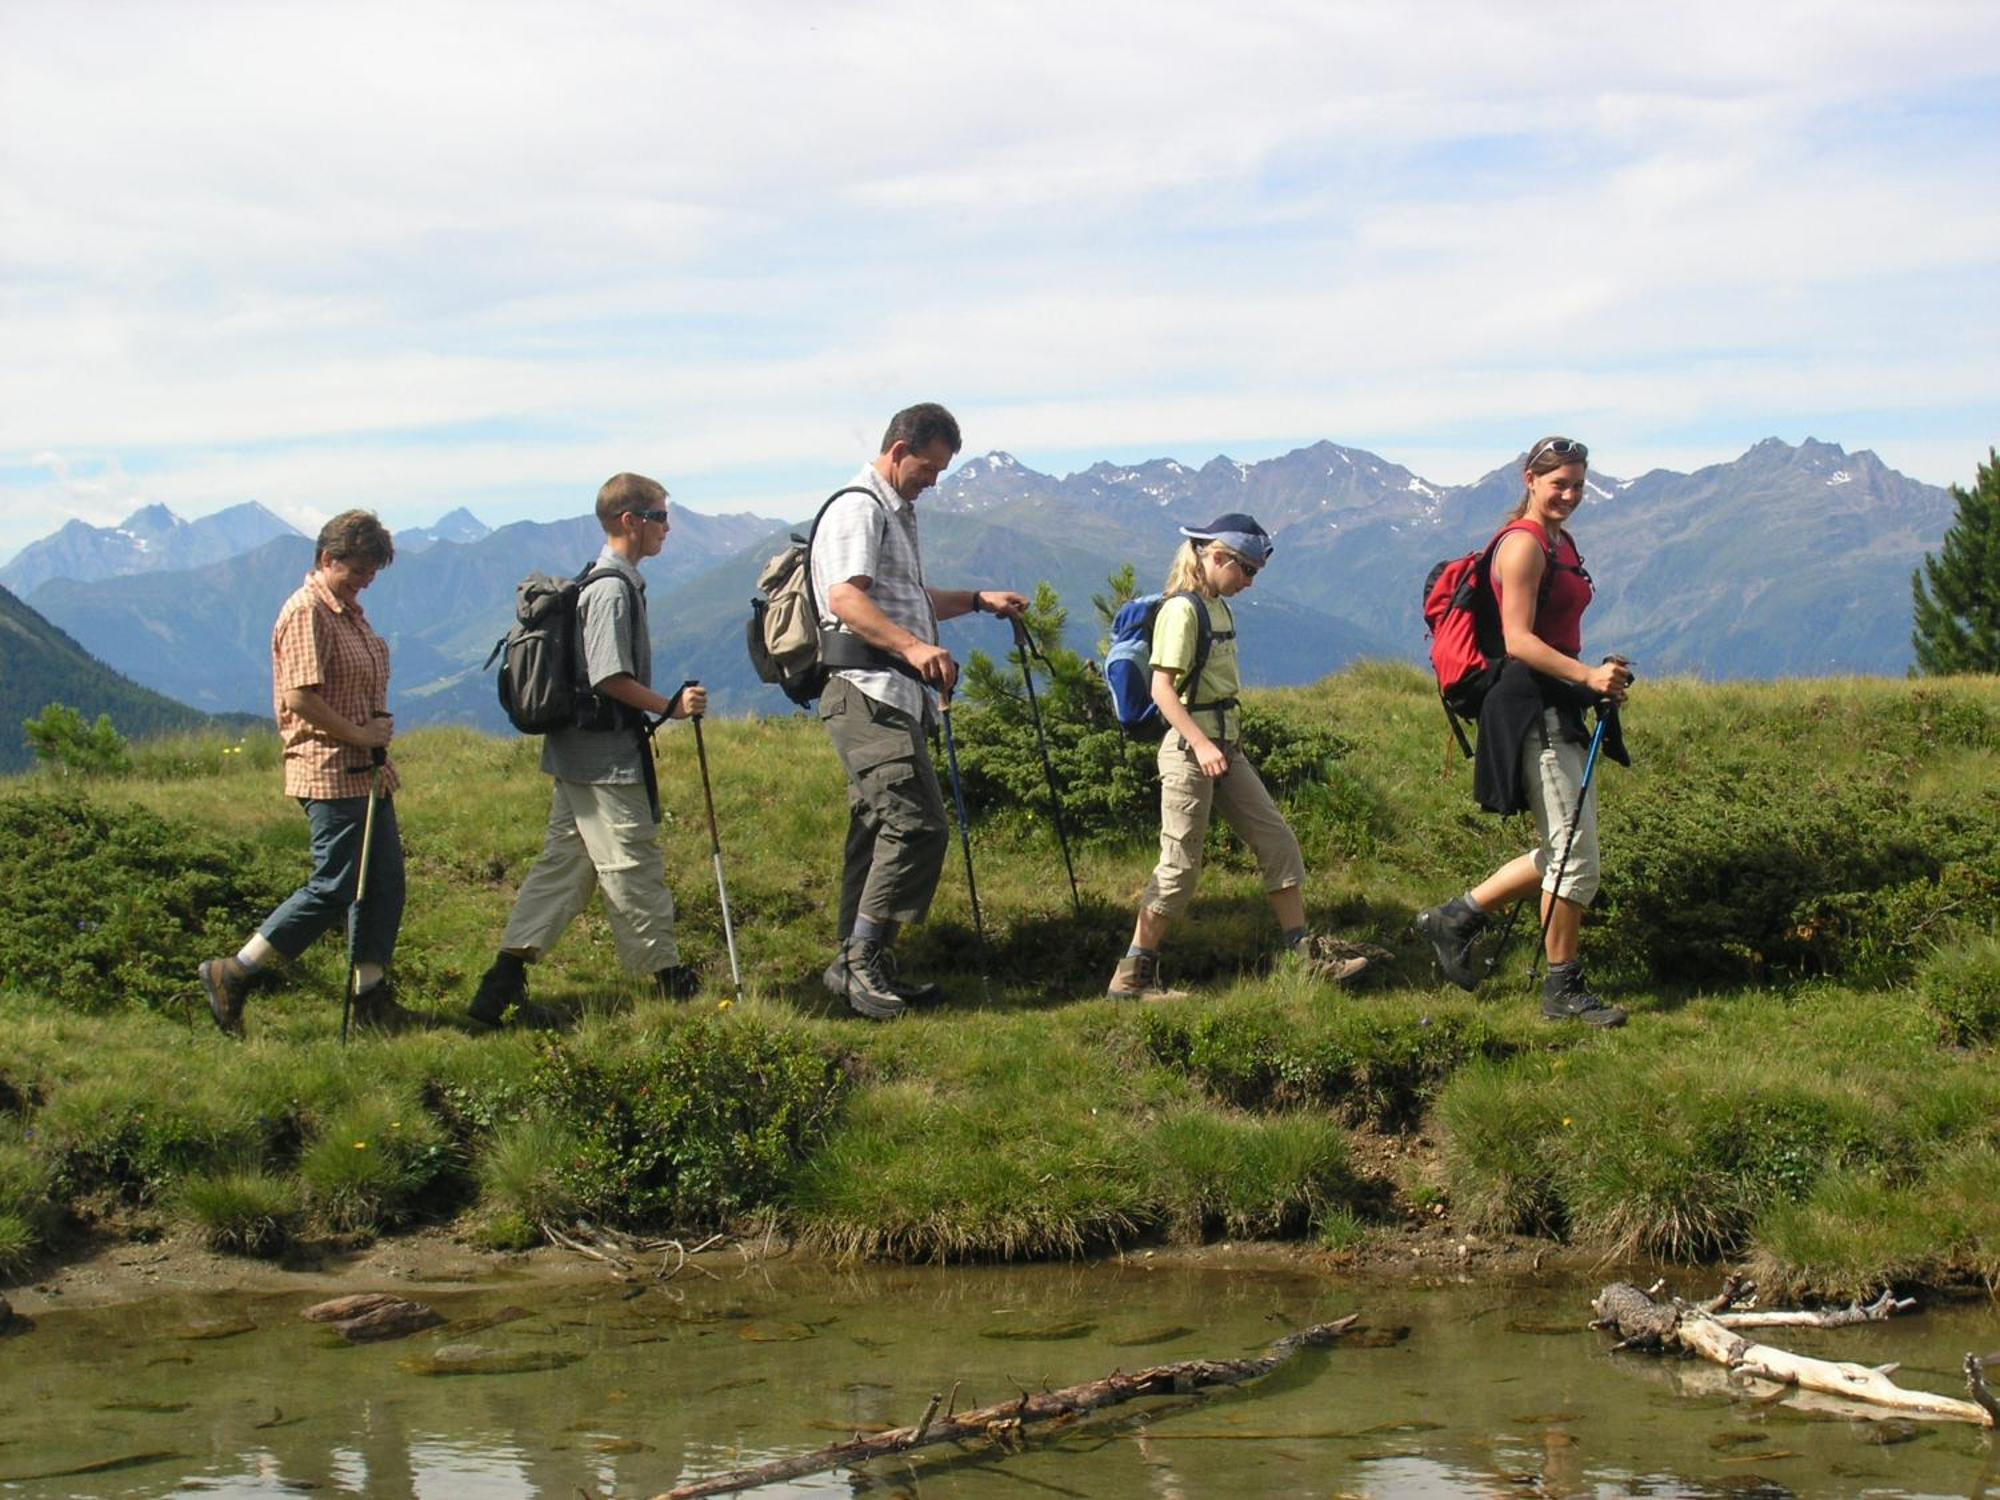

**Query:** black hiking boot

left=654, top=964, right=702, bottom=1002
left=820, top=940, right=906, bottom=1021
left=351, top=981, right=418, bottom=1034
left=1541, top=962, right=1627, bottom=1028
left=467, top=954, right=564, bottom=1031
left=1416, top=896, right=1489, bottom=992
left=198, top=955, right=251, bottom=1037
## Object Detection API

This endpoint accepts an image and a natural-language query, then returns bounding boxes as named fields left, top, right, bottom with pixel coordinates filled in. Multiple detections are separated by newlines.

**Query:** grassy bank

left=2, top=666, right=1997, bottom=1297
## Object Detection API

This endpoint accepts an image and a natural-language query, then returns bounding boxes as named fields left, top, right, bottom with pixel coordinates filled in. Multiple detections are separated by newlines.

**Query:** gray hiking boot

left=467, top=955, right=564, bottom=1031
left=1106, top=951, right=1188, bottom=1002
left=1282, top=934, right=1375, bottom=986
left=1541, top=962, right=1627, bottom=1028
left=1415, top=896, right=1489, bottom=992
left=198, top=955, right=251, bottom=1037
left=821, top=941, right=907, bottom=1021
left=873, top=946, right=941, bottom=1005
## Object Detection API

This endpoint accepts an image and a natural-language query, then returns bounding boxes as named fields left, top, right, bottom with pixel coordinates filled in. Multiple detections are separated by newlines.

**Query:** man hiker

left=814, top=402, right=1027, bottom=1019
left=468, top=473, right=709, bottom=1028
left=199, top=510, right=411, bottom=1036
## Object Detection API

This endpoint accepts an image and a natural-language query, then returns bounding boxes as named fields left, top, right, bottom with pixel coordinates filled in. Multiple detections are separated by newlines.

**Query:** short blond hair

left=595, top=472, right=668, bottom=532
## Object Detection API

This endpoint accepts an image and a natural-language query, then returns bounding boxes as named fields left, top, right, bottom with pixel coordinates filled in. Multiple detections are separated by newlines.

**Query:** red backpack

left=1421, top=524, right=1554, bottom=756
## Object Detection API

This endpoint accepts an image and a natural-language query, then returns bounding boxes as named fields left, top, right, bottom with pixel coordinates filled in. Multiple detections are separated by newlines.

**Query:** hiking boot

left=1541, top=962, right=1627, bottom=1028
left=1415, top=896, right=1489, bottom=992
left=873, top=946, right=941, bottom=1006
left=820, top=941, right=907, bottom=1021
left=654, top=964, right=702, bottom=1002
left=351, top=981, right=417, bottom=1034
left=467, top=956, right=565, bottom=1031
left=1284, top=934, right=1374, bottom=986
left=198, top=956, right=251, bottom=1037
left=1106, top=952, right=1188, bottom=1002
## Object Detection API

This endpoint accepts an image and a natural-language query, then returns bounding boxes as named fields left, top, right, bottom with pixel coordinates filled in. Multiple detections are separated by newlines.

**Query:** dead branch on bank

left=651, top=1314, right=1361, bottom=1500
left=1592, top=1280, right=1993, bottom=1426
left=541, top=1220, right=724, bottom=1282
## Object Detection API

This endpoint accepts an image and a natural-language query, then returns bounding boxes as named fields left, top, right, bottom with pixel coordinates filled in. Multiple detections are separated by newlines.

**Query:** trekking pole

left=683, top=683, right=745, bottom=1004
left=938, top=692, right=991, bottom=1001
left=1010, top=617, right=1081, bottom=917
left=340, top=744, right=388, bottom=1046
left=1530, top=704, right=1612, bottom=988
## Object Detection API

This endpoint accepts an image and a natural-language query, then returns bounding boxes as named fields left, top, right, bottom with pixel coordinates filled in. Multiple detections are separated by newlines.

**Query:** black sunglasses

left=1526, top=437, right=1588, bottom=465
left=626, top=508, right=670, bottom=524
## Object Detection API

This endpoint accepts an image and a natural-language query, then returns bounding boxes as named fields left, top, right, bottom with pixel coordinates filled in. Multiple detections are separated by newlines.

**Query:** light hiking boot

left=1284, top=934, right=1375, bottom=987
left=198, top=956, right=251, bottom=1037
left=351, top=981, right=417, bottom=1034
left=1106, top=952, right=1188, bottom=1003
left=1415, top=896, right=1489, bottom=992
left=1541, top=962, right=1627, bottom=1028
left=654, top=964, right=702, bottom=1002
left=467, top=956, right=565, bottom=1031
left=821, top=941, right=907, bottom=1021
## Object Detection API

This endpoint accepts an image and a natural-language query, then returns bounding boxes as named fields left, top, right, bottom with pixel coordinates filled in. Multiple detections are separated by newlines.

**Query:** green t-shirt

left=1151, top=594, right=1240, bottom=742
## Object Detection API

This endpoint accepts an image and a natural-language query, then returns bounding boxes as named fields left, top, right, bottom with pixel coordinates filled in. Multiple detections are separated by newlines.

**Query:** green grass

left=0, top=666, right=1997, bottom=1293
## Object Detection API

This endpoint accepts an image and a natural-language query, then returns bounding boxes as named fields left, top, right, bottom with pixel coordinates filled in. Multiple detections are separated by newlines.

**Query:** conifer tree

left=1911, top=448, right=2000, bottom=675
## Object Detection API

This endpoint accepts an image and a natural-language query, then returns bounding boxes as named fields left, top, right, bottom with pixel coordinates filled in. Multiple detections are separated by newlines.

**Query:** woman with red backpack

left=1416, top=437, right=1633, bottom=1026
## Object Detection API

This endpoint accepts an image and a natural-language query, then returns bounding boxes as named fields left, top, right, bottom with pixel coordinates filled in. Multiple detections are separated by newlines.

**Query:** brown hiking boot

left=351, top=982, right=417, bottom=1034
left=198, top=956, right=251, bottom=1036
left=1106, top=952, right=1187, bottom=1002
left=1284, top=935, right=1380, bottom=987
left=820, top=941, right=907, bottom=1021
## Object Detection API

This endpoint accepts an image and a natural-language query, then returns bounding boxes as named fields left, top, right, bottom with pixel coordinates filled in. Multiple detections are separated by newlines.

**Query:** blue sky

left=3, top=0, right=1997, bottom=558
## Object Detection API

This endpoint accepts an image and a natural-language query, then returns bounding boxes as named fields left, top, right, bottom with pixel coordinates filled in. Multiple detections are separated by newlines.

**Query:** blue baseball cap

left=1179, top=512, right=1274, bottom=566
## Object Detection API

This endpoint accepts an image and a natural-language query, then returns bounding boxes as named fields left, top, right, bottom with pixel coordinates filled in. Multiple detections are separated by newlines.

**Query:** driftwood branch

left=1713, top=1288, right=1917, bottom=1330
left=652, top=1314, right=1361, bottom=1500
left=1594, top=1281, right=1993, bottom=1426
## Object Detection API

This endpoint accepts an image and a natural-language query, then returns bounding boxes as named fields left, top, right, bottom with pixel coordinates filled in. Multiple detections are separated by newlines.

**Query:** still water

left=3, top=1258, right=1996, bottom=1498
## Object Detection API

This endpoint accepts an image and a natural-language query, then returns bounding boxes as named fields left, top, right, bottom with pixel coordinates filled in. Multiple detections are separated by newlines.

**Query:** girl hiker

left=1107, top=513, right=1371, bottom=1001
left=1416, top=436, right=1633, bottom=1027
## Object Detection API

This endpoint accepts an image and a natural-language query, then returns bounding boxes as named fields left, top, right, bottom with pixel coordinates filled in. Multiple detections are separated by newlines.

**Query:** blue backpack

left=1104, top=592, right=1235, bottom=738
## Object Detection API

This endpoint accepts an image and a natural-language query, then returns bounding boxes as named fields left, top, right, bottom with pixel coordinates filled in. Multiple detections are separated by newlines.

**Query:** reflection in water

left=1, top=1265, right=1996, bottom=1498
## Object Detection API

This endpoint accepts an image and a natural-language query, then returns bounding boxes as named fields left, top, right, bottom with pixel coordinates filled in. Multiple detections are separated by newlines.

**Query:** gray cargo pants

left=819, top=676, right=950, bottom=935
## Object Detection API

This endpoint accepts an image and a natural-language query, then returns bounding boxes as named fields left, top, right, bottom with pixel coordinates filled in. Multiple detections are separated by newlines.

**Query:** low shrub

left=1916, top=935, right=2000, bottom=1047
left=298, top=1094, right=456, bottom=1235
left=533, top=1017, right=849, bottom=1232
left=179, top=1168, right=302, bottom=1256
left=0, top=793, right=288, bottom=1012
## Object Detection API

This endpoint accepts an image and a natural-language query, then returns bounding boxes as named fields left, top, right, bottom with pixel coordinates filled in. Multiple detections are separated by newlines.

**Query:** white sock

left=356, top=962, right=384, bottom=993
left=237, top=933, right=278, bottom=972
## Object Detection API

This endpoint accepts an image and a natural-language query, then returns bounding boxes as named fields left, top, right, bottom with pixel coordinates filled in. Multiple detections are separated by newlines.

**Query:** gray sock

left=1462, top=892, right=1485, bottom=914
left=1125, top=944, right=1157, bottom=960
left=853, top=915, right=891, bottom=946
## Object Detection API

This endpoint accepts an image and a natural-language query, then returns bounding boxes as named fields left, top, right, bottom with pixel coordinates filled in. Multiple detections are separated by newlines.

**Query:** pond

left=3, top=1257, right=1996, bottom=1497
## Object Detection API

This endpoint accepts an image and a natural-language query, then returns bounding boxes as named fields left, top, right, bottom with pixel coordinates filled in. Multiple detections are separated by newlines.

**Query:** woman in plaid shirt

left=199, top=511, right=409, bottom=1036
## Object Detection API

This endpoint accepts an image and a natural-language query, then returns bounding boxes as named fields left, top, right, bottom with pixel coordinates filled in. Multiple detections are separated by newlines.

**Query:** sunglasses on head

left=626, top=507, right=670, bottom=524
left=1527, top=437, right=1588, bottom=466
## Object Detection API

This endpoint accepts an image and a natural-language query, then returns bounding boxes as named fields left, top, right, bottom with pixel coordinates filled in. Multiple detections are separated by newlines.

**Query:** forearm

left=1150, top=671, right=1211, bottom=746
left=828, top=582, right=927, bottom=654
left=283, top=687, right=374, bottom=746
left=595, top=674, right=680, bottom=718
left=928, top=587, right=984, bottom=622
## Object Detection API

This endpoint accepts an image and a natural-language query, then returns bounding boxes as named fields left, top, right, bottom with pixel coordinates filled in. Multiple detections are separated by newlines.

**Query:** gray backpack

left=487, top=561, right=640, bottom=734
left=746, top=486, right=876, bottom=706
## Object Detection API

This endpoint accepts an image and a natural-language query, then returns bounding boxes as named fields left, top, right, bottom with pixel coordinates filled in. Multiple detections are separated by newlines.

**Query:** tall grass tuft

left=179, top=1168, right=302, bottom=1256
left=474, top=1118, right=583, bottom=1251
left=298, top=1094, right=455, bottom=1236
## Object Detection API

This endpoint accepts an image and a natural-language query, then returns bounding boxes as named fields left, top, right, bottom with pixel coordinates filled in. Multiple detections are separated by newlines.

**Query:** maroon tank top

left=1489, top=518, right=1591, bottom=657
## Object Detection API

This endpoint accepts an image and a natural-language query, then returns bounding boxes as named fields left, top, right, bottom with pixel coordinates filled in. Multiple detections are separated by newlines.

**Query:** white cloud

left=2, top=0, right=1996, bottom=551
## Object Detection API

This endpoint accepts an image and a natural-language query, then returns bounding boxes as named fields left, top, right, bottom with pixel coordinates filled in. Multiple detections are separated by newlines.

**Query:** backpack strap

left=572, top=560, right=648, bottom=730
left=1167, top=592, right=1240, bottom=720
left=808, top=485, right=926, bottom=682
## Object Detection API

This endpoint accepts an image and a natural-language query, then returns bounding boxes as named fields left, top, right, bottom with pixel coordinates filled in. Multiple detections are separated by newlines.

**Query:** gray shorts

left=1524, top=709, right=1600, bottom=904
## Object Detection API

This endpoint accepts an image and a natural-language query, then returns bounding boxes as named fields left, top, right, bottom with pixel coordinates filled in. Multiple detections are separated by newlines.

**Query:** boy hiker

left=814, top=403, right=1028, bottom=1019
left=468, top=473, right=709, bottom=1029
left=200, top=510, right=411, bottom=1036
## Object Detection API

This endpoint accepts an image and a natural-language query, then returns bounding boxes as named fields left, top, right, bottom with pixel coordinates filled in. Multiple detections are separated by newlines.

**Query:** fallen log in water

left=1592, top=1281, right=1997, bottom=1427
left=652, top=1314, right=1361, bottom=1500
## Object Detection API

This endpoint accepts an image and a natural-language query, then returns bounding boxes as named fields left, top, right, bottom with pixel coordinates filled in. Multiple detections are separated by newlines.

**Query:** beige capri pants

left=1523, top=708, right=1601, bottom=904
left=1142, top=731, right=1307, bottom=919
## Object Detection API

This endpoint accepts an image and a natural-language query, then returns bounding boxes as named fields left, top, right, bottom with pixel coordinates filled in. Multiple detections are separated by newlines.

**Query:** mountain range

left=2, top=437, right=1958, bottom=739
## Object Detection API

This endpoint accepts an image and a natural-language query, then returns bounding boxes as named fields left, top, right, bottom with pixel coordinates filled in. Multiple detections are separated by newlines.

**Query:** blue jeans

left=260, top=794, right=405, bottom=968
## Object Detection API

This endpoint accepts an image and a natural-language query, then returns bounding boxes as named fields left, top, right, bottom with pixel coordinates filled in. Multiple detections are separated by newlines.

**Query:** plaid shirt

left=271, top=573, right=399, bottom=800
left=810, top=465, right=937, bottom=723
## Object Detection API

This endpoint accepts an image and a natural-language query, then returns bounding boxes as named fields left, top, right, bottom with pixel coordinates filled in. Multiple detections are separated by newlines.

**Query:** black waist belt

left=820, top=628, right=926, bottom=683
left=1188, top=696, right=1240, bottom=715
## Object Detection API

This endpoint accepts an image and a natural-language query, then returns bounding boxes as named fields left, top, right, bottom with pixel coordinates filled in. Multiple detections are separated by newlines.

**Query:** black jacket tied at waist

left=1473, top=658, right=1630, bottom=815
